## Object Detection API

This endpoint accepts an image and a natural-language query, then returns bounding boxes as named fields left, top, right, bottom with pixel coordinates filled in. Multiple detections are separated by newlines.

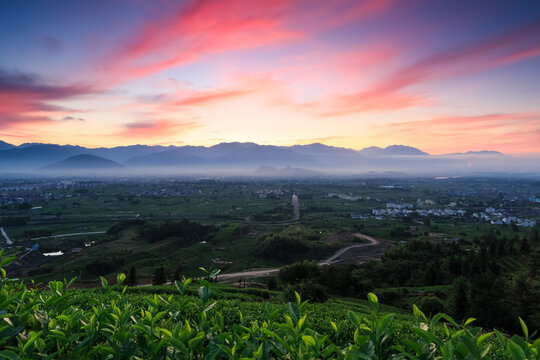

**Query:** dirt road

left=318, top=233, right=379, bottom=265
left=215, top=233, right=381, bottom=282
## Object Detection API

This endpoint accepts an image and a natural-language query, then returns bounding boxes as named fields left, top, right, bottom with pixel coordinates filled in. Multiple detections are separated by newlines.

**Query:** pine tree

left=450, top=276, right=469, bottom=320
left=152, top=266, right=166, bottom=285
left=173, top=269, right=181, bottom=282
left=127, top=265, right=136, bottom=286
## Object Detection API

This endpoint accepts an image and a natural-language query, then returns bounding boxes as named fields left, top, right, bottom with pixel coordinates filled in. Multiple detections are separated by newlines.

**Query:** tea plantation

left=0, top=252, right=538, bottom=359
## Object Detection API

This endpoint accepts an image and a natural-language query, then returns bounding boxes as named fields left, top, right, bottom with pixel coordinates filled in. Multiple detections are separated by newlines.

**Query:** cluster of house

left=0, top=191, right=72, bottom=206
left=472, top=207, right=537, bottom=227
left=377, top=184, right=405, bottom=189
left=327, top=193, right=362, bottom=201
left=357, top=202, right=537, bottom=228
left=0, top=180, right=105, bottom=206
left=128, top=188, right=202, bottom=198
left=256, top=189, right=285, bottom=199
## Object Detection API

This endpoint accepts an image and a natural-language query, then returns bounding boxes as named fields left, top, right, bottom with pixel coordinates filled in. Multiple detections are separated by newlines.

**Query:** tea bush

left=0, top=250, right=538, bottom=359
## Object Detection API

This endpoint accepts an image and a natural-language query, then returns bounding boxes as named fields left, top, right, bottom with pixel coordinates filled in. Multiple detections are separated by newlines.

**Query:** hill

left=43, top=154, right=123, bottom=170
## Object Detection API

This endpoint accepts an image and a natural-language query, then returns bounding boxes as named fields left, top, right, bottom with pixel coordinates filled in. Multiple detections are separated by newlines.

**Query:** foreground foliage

left=0, top=252, right=538, bottom=359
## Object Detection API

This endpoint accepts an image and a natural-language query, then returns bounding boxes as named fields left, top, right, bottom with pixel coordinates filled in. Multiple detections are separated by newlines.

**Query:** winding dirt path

left=216, top=233, right=381, bottom=282
left=318, top=233, right=379, bottom=265
left=134, top=233, right=383, bottom=286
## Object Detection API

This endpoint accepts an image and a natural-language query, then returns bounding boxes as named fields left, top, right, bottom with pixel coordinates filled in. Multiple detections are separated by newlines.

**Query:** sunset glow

left=1, top=0, right=539, bottom=154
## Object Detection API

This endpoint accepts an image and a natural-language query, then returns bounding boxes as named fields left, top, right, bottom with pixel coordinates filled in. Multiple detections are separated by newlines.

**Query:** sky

left=1, top=0, right=539, bottom=154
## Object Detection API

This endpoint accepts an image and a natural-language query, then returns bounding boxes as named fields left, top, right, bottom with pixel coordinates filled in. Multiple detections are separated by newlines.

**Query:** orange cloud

left=162, top=88, right=253, bottom=108
left=117, top=119, right=200, bottom=138
left=373, top=113, right=540, bottom=154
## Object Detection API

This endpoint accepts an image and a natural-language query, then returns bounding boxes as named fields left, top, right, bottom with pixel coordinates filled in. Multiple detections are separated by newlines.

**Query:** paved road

left=0, top=227, right=13, bottom=245
left=215, top=233, right=380, bottom=282
left=291, top=195, right=300, bottom=221
left=30, top=231, right=106, bottom=241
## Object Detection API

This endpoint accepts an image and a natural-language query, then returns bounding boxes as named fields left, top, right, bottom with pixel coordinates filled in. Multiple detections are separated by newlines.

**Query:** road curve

left=215, top=233, right=380, bottom=282
left=318, top=233, right=379, bottom=265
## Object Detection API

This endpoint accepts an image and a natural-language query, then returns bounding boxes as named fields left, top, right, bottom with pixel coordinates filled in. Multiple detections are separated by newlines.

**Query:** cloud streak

left=104, top=0, right=393, bottom=84
left=317, top=20, right=540, bottom=117
left=118, top=119, right=200, bottom=138
left=0, top=70, right=92, bottom=128
left=374, top=113, right=540, bottom=154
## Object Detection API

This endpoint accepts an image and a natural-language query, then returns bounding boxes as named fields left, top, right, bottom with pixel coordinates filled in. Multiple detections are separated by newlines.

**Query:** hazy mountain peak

left=0, top=140, right=15, bottom=150
left=359, top=145, right=428, bottom=156
left=43, top=154, right=122, bottom=170
left=446, top=150, right=505, bottom=156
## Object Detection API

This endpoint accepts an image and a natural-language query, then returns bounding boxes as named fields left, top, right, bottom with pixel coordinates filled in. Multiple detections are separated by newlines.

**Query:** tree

left=450, top=276, right=469, bottom=320
left=172, top=268, right=181, bottom=282
left=152, top=266, right=166, bottom=285
left=127, top=265, right=136, bottom=286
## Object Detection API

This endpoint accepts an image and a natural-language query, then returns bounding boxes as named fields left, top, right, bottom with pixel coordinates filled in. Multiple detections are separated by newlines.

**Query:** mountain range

left=0, top=140, right=531, bottom=176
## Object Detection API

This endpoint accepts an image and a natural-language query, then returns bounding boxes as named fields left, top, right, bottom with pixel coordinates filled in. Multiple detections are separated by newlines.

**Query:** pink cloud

left=317, top=20, right=540, bottom=117
left=0, top=70, right=92, bottom=128
left=107, top=0, right=301, bottom=82
left=104, top=0, right=395, bottom=84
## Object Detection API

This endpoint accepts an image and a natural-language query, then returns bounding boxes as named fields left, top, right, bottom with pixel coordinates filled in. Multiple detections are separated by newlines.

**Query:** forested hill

left=277, top=228, right=540, bottom=333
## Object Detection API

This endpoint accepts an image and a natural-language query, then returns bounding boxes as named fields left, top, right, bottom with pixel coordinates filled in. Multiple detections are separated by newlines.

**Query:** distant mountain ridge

left=0, top=140, right=526, bottom=175
left=0, top=141, right=431, bottom=169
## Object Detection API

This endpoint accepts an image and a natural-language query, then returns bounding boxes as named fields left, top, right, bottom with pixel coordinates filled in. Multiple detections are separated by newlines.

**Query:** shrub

left=283, top=282, right=328, bottom=303
left=279, top=260, right=320, bottom=284
left=419, top=296, right=445, bottom=316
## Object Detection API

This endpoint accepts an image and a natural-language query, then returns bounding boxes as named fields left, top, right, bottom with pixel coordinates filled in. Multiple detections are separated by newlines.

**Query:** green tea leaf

left=507, top=339, right=526, bottom=360
left=302, top=335, right=315, bottom=347
left=100, top=276, right=108, bottom=289
left=518, top=317, right=528, bottom=340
